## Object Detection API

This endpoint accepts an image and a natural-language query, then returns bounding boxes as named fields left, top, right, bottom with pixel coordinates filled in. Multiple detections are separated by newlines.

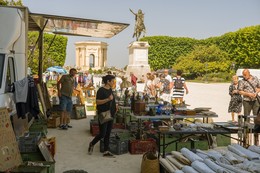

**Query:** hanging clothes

left=14, top=76, right=40, bottom=119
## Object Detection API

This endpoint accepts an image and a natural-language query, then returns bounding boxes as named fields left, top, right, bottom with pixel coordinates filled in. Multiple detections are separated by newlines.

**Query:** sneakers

left=66, top=124, right=72, bottom=128
left=59, top=125, right=68, bottom=130
left=103, top=151, right=115, bottom=158
left=88, top=143, right=94, bottom=155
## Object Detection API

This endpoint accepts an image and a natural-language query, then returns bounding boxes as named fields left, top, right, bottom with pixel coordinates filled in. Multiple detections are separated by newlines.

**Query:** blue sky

left=23, top=0, right=260, bottom=68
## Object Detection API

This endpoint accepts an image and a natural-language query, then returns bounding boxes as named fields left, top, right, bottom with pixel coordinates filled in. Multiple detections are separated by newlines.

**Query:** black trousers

left=91, top=120, right=113, bottom=152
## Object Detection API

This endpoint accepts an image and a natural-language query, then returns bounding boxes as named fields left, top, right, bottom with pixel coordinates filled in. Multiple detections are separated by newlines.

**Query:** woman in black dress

left=228, top=75, right=242, bottom=122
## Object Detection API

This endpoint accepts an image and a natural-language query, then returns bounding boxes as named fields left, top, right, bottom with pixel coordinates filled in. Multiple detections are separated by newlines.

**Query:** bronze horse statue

left=130, top=9, right=146, bottom=41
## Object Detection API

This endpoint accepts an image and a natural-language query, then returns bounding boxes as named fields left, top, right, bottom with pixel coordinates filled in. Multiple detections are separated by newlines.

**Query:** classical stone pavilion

left=75, top=41, right=108, bottom=70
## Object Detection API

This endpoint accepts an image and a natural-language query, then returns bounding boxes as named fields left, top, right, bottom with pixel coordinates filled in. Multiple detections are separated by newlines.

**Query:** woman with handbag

left=88, top=74, right=117, bottom=157
left=228, top=75, right=242, bottom=122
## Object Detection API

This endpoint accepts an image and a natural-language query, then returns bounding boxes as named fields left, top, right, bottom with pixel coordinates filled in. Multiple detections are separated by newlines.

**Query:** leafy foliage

left=28, top=32, right=68, bottom=74
left=141, top=25, right=260, bottom=81
left=173, top=45, right=231, bottom=79
left=140, top=36, right=197, bottom=70
left=210, top=25, right=260, bottom=69
left=0, top=0, right=23, bottom=6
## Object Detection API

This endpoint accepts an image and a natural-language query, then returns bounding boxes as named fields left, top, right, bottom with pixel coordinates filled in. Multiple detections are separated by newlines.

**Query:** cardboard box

left=47, top=117, right=60, bottom=128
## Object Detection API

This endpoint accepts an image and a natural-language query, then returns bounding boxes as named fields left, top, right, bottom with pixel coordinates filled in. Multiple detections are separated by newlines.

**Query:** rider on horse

left=130, top=9, right=146, bottom=41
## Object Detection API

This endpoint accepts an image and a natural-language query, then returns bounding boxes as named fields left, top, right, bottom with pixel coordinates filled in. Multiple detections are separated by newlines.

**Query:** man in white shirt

left=164, top=69, right=173, bottom=94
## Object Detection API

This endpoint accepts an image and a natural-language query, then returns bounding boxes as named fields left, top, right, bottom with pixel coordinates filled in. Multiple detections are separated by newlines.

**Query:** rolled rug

left=159, top=157, right=177, bottom=173
left=228, top=145, right=247, bottom=158
left=175, top=170, right=185, bottom=173
left=182, top=166, right=199, bottom=173
left=204, top=158, right=232, bottom=173
left=196, top=153, right=208, bottom=160
left=223, top=151, right=243, bottom=165
left=236, top=160, right=260, bottom=173
left=166, top=155, right=185, bottom=169
left=216, top=161, right=251, bottom=173
left=207, top=150, right=223, bottom=161
left=180, top=148, right=203, bottom=162
left=195, top=149, right=209, bottom=160
left=248, top=145, right=260, bottom=154
left=191, top=160, right=215, bottom=173
left=165, top=156, right=179, bottom=171
left=171, top=151, right=191, bottom=165
left=226, top=151, right=247, bottom=163
left=231, top=144, right=260, bottom=160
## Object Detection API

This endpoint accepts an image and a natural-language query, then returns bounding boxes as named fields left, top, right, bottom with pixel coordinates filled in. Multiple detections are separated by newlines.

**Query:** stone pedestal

left=126, top=41, right=151, bottom=80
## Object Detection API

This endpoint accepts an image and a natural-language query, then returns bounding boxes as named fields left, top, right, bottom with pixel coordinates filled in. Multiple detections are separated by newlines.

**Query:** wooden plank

left=37, top=84, right=47, bottom=119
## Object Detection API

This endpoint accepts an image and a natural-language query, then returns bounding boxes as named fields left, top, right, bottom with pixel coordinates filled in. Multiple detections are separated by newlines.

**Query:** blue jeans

left=91, top=120, right=113, bottom=152
left=59, top=95, right=73, bottom=112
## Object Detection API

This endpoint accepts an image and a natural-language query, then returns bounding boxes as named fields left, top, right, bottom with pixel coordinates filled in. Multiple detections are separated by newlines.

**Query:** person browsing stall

left=228, top=75, right=242, bottom=122
left=57, top=68, right=77, bottom=130
left=238, top=69, right=260, bottom=116
left=88, top=74, right=118, bottom=157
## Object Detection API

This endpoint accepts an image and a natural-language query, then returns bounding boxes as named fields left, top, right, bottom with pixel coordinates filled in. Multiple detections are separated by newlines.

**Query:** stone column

left=75, top=48, right=80, bottom=67
left=85, top=48, right=90, bottom=69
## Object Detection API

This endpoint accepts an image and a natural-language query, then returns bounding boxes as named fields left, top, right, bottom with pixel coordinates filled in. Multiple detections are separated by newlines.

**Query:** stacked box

left=47, top=116, right=60, bottom=128
left=129, top=138, right=157, bottom=154
left=18, top=132, right=42, bottom=153
left=100, top=137, right=129, bottom=155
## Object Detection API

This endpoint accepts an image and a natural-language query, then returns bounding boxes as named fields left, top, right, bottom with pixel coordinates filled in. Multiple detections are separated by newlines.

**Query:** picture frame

left=38, top=140, right=55, bottom=162
left=75, top=105, right=87, bottom=119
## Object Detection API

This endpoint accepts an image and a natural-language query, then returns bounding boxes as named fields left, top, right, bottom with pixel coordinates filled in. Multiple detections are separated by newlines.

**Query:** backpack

left=174, top=77, right=183, bottom=89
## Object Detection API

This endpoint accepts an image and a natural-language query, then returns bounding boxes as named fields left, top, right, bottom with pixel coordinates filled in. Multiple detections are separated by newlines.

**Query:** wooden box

left=47, top=117, right=60, bottom=128
left=134, top=101, right=146, bottom=115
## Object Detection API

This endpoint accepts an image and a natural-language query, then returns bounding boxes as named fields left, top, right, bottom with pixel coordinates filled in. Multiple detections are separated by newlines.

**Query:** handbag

left=98, top=99, right=113, bottom=124
left=141, top=151, right=159, bottom=173
left=98, top=110, right=113, bottom=124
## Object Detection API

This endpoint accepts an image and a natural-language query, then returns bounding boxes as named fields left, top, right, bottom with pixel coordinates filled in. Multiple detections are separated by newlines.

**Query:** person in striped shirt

left=172, top=70, right=189, bottom=104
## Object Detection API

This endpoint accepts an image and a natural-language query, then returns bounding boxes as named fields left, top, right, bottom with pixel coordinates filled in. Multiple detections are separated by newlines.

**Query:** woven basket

left=140, top=152, right=159, bottom=173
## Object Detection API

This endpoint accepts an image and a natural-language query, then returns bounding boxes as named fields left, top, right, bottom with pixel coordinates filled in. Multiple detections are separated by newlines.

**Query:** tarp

left=46, top=66, right=67, bottom=74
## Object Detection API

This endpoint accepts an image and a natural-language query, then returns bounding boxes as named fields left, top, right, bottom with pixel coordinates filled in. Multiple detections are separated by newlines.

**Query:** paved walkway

left=47, top=82, right=233, bottom=173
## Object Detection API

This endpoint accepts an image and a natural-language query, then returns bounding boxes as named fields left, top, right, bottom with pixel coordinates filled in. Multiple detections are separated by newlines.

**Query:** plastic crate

left=100, top=137, right=129, bottom=155
left=29, top=121, right=48, bottom=136
left=129, top=138, right=157, bottom=154
left=21, top=152, right=45, bottom=162
left=18, top=132, right=42, bottom=153
left=9, top=165, right=47, bottom=173
left=24, top=161, right=55, bottom=173
left=127, top=121, right=138, bottom=132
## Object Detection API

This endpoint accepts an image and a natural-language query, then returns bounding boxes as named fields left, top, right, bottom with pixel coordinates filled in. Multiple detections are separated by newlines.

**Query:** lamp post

left=205, top=63, right=208, bottom=83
